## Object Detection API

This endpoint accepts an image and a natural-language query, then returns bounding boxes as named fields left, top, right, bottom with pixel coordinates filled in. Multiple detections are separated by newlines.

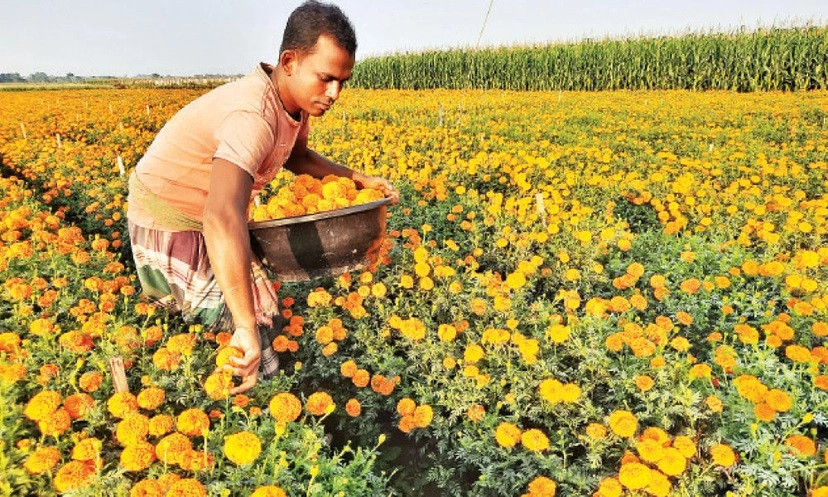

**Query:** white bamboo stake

left=56, top=133, right=62, bottom=149
left=20, top=123, right=26, bottom=139
left=146, top=105, right=151, bottom=118
left=117, top=155, right=125, bottom=176
left=536, top=192, right=547, bottom=226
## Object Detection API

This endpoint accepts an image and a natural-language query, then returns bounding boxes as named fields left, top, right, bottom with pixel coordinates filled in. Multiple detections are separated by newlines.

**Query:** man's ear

left=280, top=50, right=298, bottom=76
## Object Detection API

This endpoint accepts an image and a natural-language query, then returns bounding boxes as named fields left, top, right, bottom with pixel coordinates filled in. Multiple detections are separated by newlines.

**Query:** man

left=127, top=1, right=397, bottom=394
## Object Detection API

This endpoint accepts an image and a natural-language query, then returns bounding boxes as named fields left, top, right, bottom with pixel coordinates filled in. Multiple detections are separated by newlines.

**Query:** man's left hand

left=358, top=175, right=400, bottom=204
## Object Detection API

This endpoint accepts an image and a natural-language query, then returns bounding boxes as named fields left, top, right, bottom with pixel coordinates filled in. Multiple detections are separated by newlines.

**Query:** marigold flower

left=645, top=469, right=672, bottom=497
left=250, top=486, right=288, bottom=497
left=585, top=423, right=607, bottom=439
left=224, top=431, right=261, bottom=465
left=306, top=391, right=334, bottom=416
left=24, top=446, right=61, bottom=474
left=413, top=404, right=434, bottom=428
left=521, top=429, right=550, bottom=452
left=135, top=387, right=165, bottom=411
left=53, top=460, right=96, bottom=493
left=204, top=371, right=234, bottom=401
left=79, top=371, right=103, bottom=393
left=397, top=397, right=416, bottom=416
left=165, top=478, right=207, bottom=497
left=609, top=410, right=638, bottom=438
left=467, top=404, right=485, bottom=422
left=117, top=412, right=151, bottom=446
left=656, top=447, right=687, bottom=475
left=596, top=477, right=622, bottom=497
left=269, top=392, right=302, bottom=423
left=108, top=392, right=139, bottom=419
left=526, top=475, right=556, bottom=496
left=635, top=375, right=654, bottom=392
left=155, top=433, right=192, bottom=466
left=148, top=414, right=174, bottom=437
left=618, top=462, right=651, bottom=489
left=72, top=438, right=102, bottom=462
left=785, top=435, right=817, bottom=457
left=129, top=479, right=164, bottom=497
left=710, top=443, right=737, bottom=467
left=672, top=436, right=696, bottom=459
left=120, top=441, right=156, bottom=471
left=64, top=393, right=94, bottom=419
left=39, top=408, right=71, bottom=437
left=345, top=398, right=361, bottom=417
left=494, top=422, right=522, bottom=449
left=24, top=390, right=61, bottom=421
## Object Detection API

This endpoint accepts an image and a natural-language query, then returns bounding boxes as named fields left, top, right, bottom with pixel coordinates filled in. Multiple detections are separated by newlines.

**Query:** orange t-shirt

left=127, top=62, right=309, bottom=230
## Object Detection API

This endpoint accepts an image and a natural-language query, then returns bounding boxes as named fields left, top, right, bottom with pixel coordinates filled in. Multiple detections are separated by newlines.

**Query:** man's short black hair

left=280, top=1, right=357, bottom=57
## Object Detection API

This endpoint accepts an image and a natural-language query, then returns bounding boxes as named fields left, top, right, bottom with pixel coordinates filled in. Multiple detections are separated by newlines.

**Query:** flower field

left=0, top=87, right=827, bottom=496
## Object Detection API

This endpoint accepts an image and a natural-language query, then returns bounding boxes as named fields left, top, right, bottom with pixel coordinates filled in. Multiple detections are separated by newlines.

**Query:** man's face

left=282, top=35, right=355, bottom=117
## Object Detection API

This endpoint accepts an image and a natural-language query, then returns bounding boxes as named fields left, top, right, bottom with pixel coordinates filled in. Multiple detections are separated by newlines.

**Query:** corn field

left=350, top=26, right=828, bottom=91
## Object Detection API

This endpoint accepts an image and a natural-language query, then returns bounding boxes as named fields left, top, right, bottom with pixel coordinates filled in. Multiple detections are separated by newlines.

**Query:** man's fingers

left=229, top=352, right=260, bottom=369
left=229, top=374, right=258, bottom=395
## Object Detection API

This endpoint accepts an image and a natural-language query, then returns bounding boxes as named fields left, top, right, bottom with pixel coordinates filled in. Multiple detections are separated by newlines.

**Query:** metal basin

left=248, top=197, right=392, bottom=282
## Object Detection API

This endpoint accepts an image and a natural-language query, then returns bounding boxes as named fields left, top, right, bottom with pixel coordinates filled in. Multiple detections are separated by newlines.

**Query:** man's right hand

left=223, top=326, right=261, bottom=394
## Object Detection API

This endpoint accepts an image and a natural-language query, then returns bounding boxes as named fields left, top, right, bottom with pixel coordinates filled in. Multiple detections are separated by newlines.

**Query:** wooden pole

left=20, top=123, right=26, bottom=139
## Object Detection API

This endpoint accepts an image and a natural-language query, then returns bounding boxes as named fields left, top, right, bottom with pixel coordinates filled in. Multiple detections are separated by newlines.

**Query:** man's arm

left=284, top=135, right=399, bottom=202
left=203, top=157, right=261, bottom=393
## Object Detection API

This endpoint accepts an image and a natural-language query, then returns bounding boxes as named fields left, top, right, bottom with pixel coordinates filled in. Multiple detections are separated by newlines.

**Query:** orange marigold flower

left=148, top=414, right=174, bottom=437
left=785, top=435, right=817, bottom=457
left=64, top=393, right=94, bottom=420
left=345, top=398, right=361, bottom=417
left=204, top=371, right=234, bottom=401
left=53, top=460, right=96, bottom=493
left=79, top=371, right=103, bottom=393
left=526, top=475, right=556, bottom=496
left=72, top=438, right=102, bottom=462
left=754, top=402, right=776, bottom=422
left=165, top=478, right=207, bottom=497
left=39, top=408, right=71, bottom=437
left=224, top=431, right=261, bottom=465
left=352, top=369, right=370, bottom=387
left=215, top=346, right=243, bottom=368
left=766, top=389, right=792, bottom=412
left=305, top=391, right=335, bottom=416
left=413, top=404, right=434, bottom=428
left=397, top=398, right=416, bottom=416
left=155, top=433, right=192, bottom=466
left=609, top=410, right=638, bottom=438
left=120, top=441, right=156, bottom=472
left=494, top=422, right=522, bottom=449
left=136, top=387, right=165, bottom=411
left=635, top=375, right=655, bottom=392
left=340, top=360, right=358, bottom=378
left=269, top=392, right=302, bottom=423
left=24, top=446, right=61, bottom=474
left=129, top=479, right=164, bottom=497
left=177, top=408, right=210, bottom=437
left=467, top=404, right=485, bottom=422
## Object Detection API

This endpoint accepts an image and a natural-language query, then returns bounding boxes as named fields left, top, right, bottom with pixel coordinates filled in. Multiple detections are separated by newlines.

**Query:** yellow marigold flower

left=785, top=435, right=817, bottom=457
left=250, top=486, right=288, bottom=497
left=710, top=443, right=737, bottom=467
left=135, top=387, right=165, bottom=411
left=546, top=324, right=570, bottom=343
left=148, top=414, right=174, bottom=437
left=596, top=477, right=622, bottom=497
left=120, top=441, right=156, bottom=472
left=464, top=344, right=485, bottom=364
left=215, top=346, right=243, bottom=368
left=340, top=360, right=358, bottom=378
left=636, top=438, right=665, bottom=463
left=656, top=447, right=687, bottom=476
left=609, top=410, right=638, bottom=438
left=224, top=431, right=262, bottom=466
left=559, top=383, right=581, bottom=403
left=521, top=429, right=550, bottom=452
left=494, top=422, right=522, bottom=449
left=689, top=363, right=712, bottom=380
left=53, top=460, right=96, bottom=494
left=413, top=405, right=434, bottom=428
left=306, top=391, right=335, bottom=416
left=24, top=446, right=61, bottom=474
left=645, top=469, right=672, bottom=497
left=204, top=371, right=234, bottom=401
left=766, top=389, right=792, bottom=412
left=585, top=423, right=607, bottom=439
left=467, top=404, right=485, bottom=422
left=754, top=402, right=776, bottom=422
left=437, top=324, right=457, bottom=342
left=672, top=436, right=697, bottom=459
left=706, top=395, right=723, bottom=412
left=618, top=462, right=651, bottom=490
left=72, top=438, right=102, bottom=462
left=635, top=375, right=654, bottom=392
left=24, top=390, right=62, bottom=422
left=165, top=478, right=207, bottom=497
left=107, top=392, right=139, bottom=419
left=177, top=408, right=210, bottom=437
left=400, top=274, right=414, bottom=288
left=269, top=392, right=302, bottom=423
left=526, top=475, right=556, bottom=496
left=539, top=378, right=563, bottom=404
left=116, top=412, right=150, bottom=446
left=505, top=271, right=526, bottom=290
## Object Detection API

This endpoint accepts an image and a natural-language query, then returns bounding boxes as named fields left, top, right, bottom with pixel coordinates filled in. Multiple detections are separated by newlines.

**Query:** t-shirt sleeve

left=213, top=111, right=275, bottom=177
left=298, top=112, right=310, bottom=142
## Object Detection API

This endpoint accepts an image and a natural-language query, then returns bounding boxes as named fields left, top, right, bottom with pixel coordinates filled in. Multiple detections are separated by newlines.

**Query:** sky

left=0, top=0, right=825, bottom=77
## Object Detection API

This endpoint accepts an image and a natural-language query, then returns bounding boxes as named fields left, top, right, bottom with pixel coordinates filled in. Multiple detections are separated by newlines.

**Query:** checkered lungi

left=127, top=220, right=281, bottom=378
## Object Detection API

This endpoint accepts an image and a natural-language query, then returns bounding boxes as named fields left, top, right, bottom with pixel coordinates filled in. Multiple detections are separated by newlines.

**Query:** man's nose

left=325, top=81, right=341, bottom=101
